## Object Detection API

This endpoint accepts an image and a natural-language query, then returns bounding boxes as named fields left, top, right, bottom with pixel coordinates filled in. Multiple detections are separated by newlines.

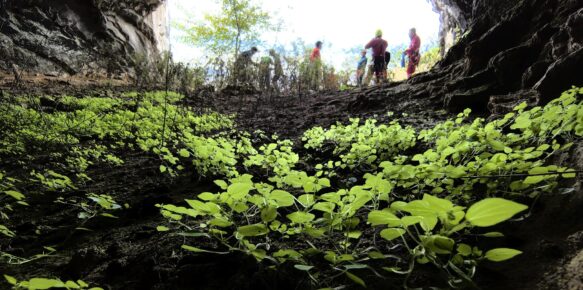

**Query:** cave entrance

left=167, top=0, right=447, bottom=81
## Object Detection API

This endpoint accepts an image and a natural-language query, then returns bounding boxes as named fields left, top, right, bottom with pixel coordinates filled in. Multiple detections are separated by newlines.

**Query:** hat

left=375, top=29, right=382, bottom=37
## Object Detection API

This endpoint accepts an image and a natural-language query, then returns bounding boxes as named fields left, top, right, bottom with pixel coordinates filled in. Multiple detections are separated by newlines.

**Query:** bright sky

left=168, top=0, right=440, bottom=68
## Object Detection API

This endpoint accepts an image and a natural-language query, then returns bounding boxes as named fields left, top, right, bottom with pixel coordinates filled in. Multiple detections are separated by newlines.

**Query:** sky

left=168, top=0, right=440, bottom=69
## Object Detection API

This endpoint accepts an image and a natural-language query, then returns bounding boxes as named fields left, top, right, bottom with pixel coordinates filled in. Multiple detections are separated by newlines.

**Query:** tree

left=177, top=0, right=271, bottom=59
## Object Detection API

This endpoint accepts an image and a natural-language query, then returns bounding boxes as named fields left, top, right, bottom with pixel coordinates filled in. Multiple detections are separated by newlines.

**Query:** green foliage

left=4, top=275, right=102, bottom=290
left=176, top=0, right=271, bottom=57
left=157, top=87, right=583, bottom=288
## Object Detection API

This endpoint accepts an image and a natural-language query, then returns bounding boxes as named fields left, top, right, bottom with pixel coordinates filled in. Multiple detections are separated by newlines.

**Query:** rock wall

left=0, top=0, right=168, bottom=76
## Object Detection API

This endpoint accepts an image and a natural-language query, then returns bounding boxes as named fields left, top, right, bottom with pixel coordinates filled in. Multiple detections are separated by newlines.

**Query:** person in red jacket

left=310, top=41, right=322, bottom=62
left=365, top=29, right=388, bottom=84
left=309, top=41, right=323, bottom=90
left=404, top=28, right=421, bottom=78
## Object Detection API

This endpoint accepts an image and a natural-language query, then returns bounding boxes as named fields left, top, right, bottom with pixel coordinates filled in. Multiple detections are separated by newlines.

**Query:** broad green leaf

left=379, top=228, right=406, bottom=241
left=367, top=210, right=401, bottom=226
left=457, top=243, right=472, bottom=256
left=227, top=183, right=254, bottom=199
left=423, top=235, right=455, bottom=254
left=28, top=278, right=65, bottom=289
left=198, top=192, right=217, bottom=201
left=214, top=180, right=228, bottom=190
left=312, top=202, right=335, bottom=213
left=466, top=198, right=528, bottom=227
left=484, top=248, right=522, bottom=262
left=261, top=206, right=277, bottom=222
left=298, top=194, right=315, bottom=207
left=523, top=175, right=546, bottom=184
left=401, top=216, right=424, bottom=227
left=269, top=190, right=295, bottom=207
left=287, top=211, right=315, bottom=224
left=159, top=165, right=167, bottom=173
left=237, top=223, right=269, bottom=237
left=209, top=217, right=233, bottom=227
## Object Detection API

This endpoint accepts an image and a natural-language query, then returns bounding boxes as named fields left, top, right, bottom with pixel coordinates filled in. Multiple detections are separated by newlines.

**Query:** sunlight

left=168, top=0, right=440, bottom=69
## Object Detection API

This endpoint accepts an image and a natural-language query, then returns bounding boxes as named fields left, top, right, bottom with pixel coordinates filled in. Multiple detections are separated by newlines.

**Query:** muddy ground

left=1, top=76, right=583, bottom=290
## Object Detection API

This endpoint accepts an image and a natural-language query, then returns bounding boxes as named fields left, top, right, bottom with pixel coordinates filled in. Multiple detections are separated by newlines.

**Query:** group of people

left=233, top=47, right=284, bottom=92
left=232, top=27, right=421, bottom=91
left=358, top=28, right=422, bottom=86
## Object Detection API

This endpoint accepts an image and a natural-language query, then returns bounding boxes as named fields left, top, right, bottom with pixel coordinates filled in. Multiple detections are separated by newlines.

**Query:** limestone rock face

left=0, top=0, right=168, bottom=75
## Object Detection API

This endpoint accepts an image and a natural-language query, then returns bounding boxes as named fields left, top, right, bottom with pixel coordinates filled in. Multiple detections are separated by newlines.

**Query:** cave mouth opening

left=167, top=0, right=453, bottom=78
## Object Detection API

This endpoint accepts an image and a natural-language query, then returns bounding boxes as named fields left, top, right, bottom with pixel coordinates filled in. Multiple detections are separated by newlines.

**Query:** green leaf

left=423, top=235, right=455, bottom=254
left=4, top=190, right=24, bottom=201
left=64, top=280, right=80, bottom=289
left=156, top=226, right=170, bottom=232
left=237, top=223, right=269, bottom=237
left=466, top=198, right=528, bottom=227
left=227, top=183, right=254, bottom=199
left=198, top=192, right=217, bottom=201
left=457, top=244, right=472, bottom=256
left=523, top=175, right=546, bottom=184
left=178, top=148, right=190, bottom=157
left=260, top=206, right=277, bottom=222
left=482, top=232, right=505, bottom=238
left=28, top=278, right=65, bottom=289
left=269, top=190, right=295, bottom=207
left=294, top=264, right=314, bottom=271
left=4, top=275, right=17, bottom=285
left=214, top=180, right=228, bottom=190
left=298, top=194, right=315, bottom=207
left=345, top=272, right=366, bottom=287
left=159, top=165, right=167, bottom=173
left=209, top=217, right=233, bottom=227
left=484, top=248, right=522, bottom=262
left=287, top=211, right=315, bottom=224
left=312, top=202, right=335, bottom=213
left=367, top=210, right=401, bottom=226
left=181, top=244, right=229, bottom=254
left=379, top=228, right=406, bottom=241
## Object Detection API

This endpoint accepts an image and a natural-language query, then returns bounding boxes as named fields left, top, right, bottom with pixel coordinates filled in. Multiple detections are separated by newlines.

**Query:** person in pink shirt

left=404, top=28, right=421, bottom=78
left=365, top=29, right=388, bottom=84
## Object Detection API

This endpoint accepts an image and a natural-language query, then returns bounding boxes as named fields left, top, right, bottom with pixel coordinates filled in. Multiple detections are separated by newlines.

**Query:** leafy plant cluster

left=4, top=275, right=102, bottom=290
left=0, top=91, right=233, bottom=250
left=157, top=87, right=582, bottom=288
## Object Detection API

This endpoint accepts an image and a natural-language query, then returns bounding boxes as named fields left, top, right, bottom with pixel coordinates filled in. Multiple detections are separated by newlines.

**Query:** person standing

left=365, top=29, right=388, bottom=84
left=233, top=47, right=259, bottom=86
left=258, top=55, right=272, bottom=92
left=404, top=28, right=421, bottom=78
left=269, top=49, right=284, bottom=92
left=309, top=41, right=323, bottom=91
left=356, top=50, right=368, bottom=87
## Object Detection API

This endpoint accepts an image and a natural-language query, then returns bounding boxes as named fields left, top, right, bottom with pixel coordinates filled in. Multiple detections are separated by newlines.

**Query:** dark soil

left=1, top=78, right=583, bottom=290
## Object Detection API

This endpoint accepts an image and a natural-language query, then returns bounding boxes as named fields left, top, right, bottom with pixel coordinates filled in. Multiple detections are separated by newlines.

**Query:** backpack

left=385, top=51, right=391, bottom=65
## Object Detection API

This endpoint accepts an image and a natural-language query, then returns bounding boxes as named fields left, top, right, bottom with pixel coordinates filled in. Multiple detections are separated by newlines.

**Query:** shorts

left=373, top=56, right=386, bottom=76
